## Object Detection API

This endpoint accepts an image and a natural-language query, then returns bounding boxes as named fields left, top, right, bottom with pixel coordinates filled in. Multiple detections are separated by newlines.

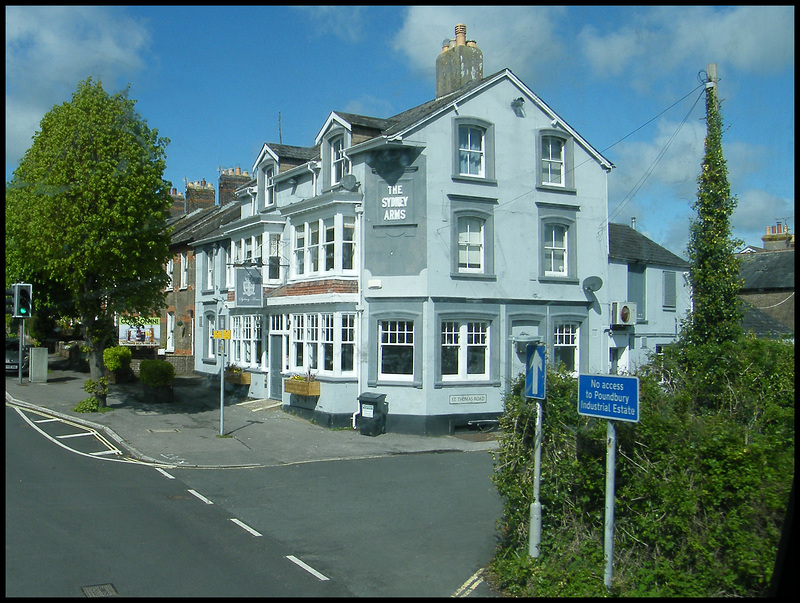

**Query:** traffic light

left=13, top=283, right=33, bottom=318
left=5, top=289, right=13, bottom=315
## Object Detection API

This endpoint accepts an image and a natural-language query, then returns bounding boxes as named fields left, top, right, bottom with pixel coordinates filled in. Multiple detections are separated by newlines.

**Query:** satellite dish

left=583, top=276, right=603, bottom=292
left=340, top=174, right=359, bottom=191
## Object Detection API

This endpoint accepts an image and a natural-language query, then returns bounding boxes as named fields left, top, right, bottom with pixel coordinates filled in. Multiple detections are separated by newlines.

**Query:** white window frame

left=205, top=312, right=216, bottom=360
left=553, top=322, right=579, bottom=376
left=292, top=216, right=357, bottom=279
left=206, top=249, right=214, bottom=290
left=230, top=314, right=264, bottom=370
left=166, top=312, right=175, bottom=353
left=378, top=320, right=415, bottom=382
left=457, top=216, right=485, bottom=273
left=165, top=258, right=174, bottom=291
left=330, top=135, right=349, bottom=186
left=544, top=224, right=568, bottom=277
left=440, top=321, right=490, bottom=381
left=458, top=125, right=485, bottom=177
left=265, top=165, right=275, bottom=207
left=180, top=252, right=188, bottom=289
left=288, top=312, right=357, bottom=377
left=541, top=135, right=565, bottom=187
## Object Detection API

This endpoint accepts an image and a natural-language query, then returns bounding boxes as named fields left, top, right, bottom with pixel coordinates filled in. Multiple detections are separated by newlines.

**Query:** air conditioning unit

left=611, top=301, right=637, bottom=326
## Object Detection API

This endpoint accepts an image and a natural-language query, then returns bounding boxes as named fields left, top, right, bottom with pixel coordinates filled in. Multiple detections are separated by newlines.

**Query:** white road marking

left=56, top=431, right=94, bottom=439
left=187, top=489, right=214, bottom=504
left=156, top=467, right=176, bottom=479
left=286, top=555, right=330, bottom=581
left=230, top=518, right=262, bottom=536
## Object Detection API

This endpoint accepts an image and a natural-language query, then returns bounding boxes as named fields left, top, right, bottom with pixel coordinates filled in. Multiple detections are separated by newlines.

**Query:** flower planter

left=225, top=371, right=251, bottom=385
left=284, top=378, right=320, bottom=396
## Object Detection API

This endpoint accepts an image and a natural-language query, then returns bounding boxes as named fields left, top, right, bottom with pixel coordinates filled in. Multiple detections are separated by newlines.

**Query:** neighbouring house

left=158, top=170, right=246, bottom=374
left=735, top=222, right=794, bottom=339
left=190, top=24, right=691, bottom=434
left=607, top=221, right=691, bottom=372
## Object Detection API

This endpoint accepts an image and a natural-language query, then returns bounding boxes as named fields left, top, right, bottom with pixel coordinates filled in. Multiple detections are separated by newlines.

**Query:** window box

left=284, top=378, right=320, bottom=396
left=225, top=370, right=251, bottom=385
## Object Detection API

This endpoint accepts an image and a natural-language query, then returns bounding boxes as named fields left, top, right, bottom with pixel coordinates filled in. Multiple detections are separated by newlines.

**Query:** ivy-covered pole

left=684, top=63, right=743, bottom=347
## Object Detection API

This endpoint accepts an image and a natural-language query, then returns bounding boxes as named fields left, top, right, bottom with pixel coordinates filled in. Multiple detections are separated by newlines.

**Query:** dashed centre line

left=286, top=555, right=329, bottom=581
left=187, top=489, right=214, bottom=505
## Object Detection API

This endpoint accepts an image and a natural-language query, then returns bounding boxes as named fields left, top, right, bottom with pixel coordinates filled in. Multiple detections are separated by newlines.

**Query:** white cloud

left=732, top=189, right=795, bottom=248
left=392, top=6, right=567, bottom=80
left=5, top=6, right=150, bottom=169
left=579, top=6, right=794, bottom=86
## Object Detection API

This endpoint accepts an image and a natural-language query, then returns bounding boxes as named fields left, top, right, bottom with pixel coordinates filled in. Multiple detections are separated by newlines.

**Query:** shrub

left=103, top=345, right=132, bottom=372
left=489, top=338, right=794, bottom=597
left=138, top=359, right=175, bottom=387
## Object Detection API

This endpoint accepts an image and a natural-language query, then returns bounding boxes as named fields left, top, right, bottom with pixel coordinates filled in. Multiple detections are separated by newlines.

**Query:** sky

left=5, top=5, right=795, bottom=257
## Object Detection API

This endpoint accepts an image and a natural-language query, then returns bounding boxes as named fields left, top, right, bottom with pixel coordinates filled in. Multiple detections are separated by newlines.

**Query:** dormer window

left=330, top=135, right=349, bottom=186
left=265, top=165, right=275, bottom=206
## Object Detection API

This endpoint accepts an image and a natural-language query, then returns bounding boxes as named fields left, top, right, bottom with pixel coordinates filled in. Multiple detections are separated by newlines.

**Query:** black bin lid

left=358, top=392, right=386, bottom=403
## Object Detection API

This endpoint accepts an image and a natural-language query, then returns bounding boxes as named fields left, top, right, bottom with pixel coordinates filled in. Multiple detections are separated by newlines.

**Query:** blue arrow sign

left=578, top=374, right=639, bottom=422
left=525, top=344, right=546, bottom=400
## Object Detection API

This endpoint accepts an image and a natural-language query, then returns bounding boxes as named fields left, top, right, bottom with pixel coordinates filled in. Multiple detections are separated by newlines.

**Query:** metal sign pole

left=529, top=398, right=543, bottom=557
left=604, top=420, right=617, bottom=590
left=219, top=338, right=225, bottom=436
left=18, top=320, right=24, bottom=385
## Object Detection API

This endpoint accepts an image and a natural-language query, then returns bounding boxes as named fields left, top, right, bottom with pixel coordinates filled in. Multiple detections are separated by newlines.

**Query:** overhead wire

left=605, top=86, right=706, bottom=227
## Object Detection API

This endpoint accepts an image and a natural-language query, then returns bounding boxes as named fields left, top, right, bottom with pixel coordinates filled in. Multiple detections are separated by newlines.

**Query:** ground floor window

left=553, top=322, right=579, bottom=374
left=285, top=311, right=357, bottom=377
left=379, top=320, right=414, bottom=381
left=441, top=321, right=489, bottom=380
left=231, top=314, right=264, bottom=369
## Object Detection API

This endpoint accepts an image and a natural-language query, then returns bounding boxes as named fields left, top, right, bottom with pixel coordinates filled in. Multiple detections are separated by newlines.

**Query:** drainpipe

left=352, top=203, right=365, bottom=429
left=306, top=162, right=318, bottom=193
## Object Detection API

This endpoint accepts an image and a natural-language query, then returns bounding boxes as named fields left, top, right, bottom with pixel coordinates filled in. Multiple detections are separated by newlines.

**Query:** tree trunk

left=82, top=308, right=111, bottom=409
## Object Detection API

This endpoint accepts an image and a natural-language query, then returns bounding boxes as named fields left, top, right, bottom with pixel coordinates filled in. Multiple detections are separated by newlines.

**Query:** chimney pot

left=235, top=166, right=241, bottom=175
left=455, top=23, right=466, bottom=46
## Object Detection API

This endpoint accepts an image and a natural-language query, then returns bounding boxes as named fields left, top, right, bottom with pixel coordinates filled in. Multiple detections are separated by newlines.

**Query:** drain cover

left=82, top=583, right=118, bottom=597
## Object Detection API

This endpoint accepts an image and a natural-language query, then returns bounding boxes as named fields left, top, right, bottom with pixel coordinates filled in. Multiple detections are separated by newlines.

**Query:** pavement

left=5, top=354, right=499, bottom=469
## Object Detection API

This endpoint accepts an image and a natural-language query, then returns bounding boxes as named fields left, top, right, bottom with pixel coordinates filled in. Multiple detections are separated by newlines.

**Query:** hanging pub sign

left=236, top=267, right=263, bottom=308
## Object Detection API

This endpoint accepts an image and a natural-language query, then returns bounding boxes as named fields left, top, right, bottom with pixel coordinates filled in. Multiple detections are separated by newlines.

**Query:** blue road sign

left=525, top=344, right=546, bottom=400
left=578, top=374, right=639, bottom=422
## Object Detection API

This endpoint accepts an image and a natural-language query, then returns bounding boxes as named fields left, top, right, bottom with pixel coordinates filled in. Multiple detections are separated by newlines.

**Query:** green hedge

left=138, top=359, right=175, bottom=387
left=489, top=336, right=794, bottom=597
left=103, top=345, right=132, bottom=372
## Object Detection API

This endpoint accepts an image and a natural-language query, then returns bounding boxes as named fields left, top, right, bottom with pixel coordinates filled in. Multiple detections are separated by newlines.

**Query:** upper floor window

left=267, top=233, right=283, bottom=282
left=292, top=215, right=357, bottom=278
left=180, top=252, right=188, bottom=289
left=265, top=166, right=275, bottom=207
left=458, top=125, right=485, bottom=177
left=206, top=248, right=214, bottom=290
left=543, top=224, right=568, bottom=276
left=330, top=135, right=349, bottom=186
left=628, top=264, right=646, bottom=321
left=537, top=130, right=574, bottom=190
left=165, top=258, right=174, bottom=290
left=458, top=216, right=485, bottom=273
left=541, top=136, right=564, bottom=186
left=452, top=118, right=495, bottom=182
left=662, top=270, right=677, bottom=309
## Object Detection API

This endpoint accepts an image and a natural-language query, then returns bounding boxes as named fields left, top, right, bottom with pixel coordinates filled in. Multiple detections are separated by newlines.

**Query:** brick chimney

left=436, top=23, right=483, bottom=98
left=169, top=187, right=186, bottom=217
left=761, top=222, right=794, bottom=250
left=185, top=179, right=215, bottom=211
left=218, top=167, right=251, bottom=206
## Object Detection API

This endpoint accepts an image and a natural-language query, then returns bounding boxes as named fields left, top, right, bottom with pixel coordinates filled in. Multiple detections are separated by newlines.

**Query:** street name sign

left=578, top=374, right=639, bottom=422
left=524, top=344, right=546, bottom=400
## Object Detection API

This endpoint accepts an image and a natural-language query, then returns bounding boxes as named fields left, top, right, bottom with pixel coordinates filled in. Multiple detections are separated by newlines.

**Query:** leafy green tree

left=684, top=72, right=743, bottom=348
left=6, top=78, right=172, bottom=407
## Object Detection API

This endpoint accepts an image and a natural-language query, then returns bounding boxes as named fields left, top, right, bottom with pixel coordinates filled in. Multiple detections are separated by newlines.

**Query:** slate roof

left=608, top=223, right=689, bottom=268
left=741, top=300, right=794, bottom=338
left=168, top=202, right=240, bottom=247
left=265, top=143, right=320, bottom=163
left=735, top=249, right=794, bottom=291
